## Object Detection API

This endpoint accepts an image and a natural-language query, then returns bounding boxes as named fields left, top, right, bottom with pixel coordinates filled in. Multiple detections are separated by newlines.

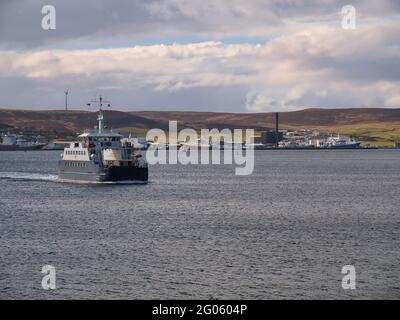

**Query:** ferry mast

left=86, top=95, right=111, bottom=134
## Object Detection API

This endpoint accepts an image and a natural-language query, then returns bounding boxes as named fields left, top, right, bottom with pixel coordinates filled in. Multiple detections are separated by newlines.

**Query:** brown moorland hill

left=0, top=109, right=162, bottom=135
left=134, top=108, right=400, bottom=129
left=1, top=108, right=400, bottom=145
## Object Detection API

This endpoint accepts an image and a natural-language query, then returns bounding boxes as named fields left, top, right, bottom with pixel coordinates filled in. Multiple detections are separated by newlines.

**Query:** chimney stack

left=275, top=112, right=279, bottom=148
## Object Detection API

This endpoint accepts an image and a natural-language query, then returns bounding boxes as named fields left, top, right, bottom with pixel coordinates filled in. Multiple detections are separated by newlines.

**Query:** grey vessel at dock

left=0, top=134, right=46, bottom=151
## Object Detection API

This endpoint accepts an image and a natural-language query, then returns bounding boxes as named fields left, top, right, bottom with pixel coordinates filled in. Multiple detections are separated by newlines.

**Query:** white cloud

left=0, top=1, right=399, bottom=111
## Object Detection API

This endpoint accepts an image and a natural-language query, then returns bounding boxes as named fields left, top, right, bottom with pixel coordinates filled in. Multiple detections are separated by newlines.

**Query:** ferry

left=58, top=97, right=148, bottom=184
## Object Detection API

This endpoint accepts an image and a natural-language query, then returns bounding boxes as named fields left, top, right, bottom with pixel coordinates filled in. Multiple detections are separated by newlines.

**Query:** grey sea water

left=0, top=150, right=399, bottom=299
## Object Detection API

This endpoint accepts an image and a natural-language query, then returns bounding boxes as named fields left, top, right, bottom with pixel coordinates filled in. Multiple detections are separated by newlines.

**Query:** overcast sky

left=0, top=0, right=399, bottom=112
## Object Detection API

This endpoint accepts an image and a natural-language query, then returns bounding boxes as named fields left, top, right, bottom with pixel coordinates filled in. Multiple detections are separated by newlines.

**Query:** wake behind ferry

left=58, top=97, right=148, bottom=184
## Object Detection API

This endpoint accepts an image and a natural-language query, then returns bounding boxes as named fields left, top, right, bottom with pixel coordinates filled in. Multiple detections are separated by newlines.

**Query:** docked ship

left=58, top=97, right=148, bottom=184
left=0, top=134, right=46, bottom=151
left=180, top=138, right=211, bottom=151
left=324, top=136, right=361, bottom=149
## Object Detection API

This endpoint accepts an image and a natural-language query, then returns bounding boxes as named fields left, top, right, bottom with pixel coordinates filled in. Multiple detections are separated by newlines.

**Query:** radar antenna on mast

left=86, top=95, right=111, bottom=134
